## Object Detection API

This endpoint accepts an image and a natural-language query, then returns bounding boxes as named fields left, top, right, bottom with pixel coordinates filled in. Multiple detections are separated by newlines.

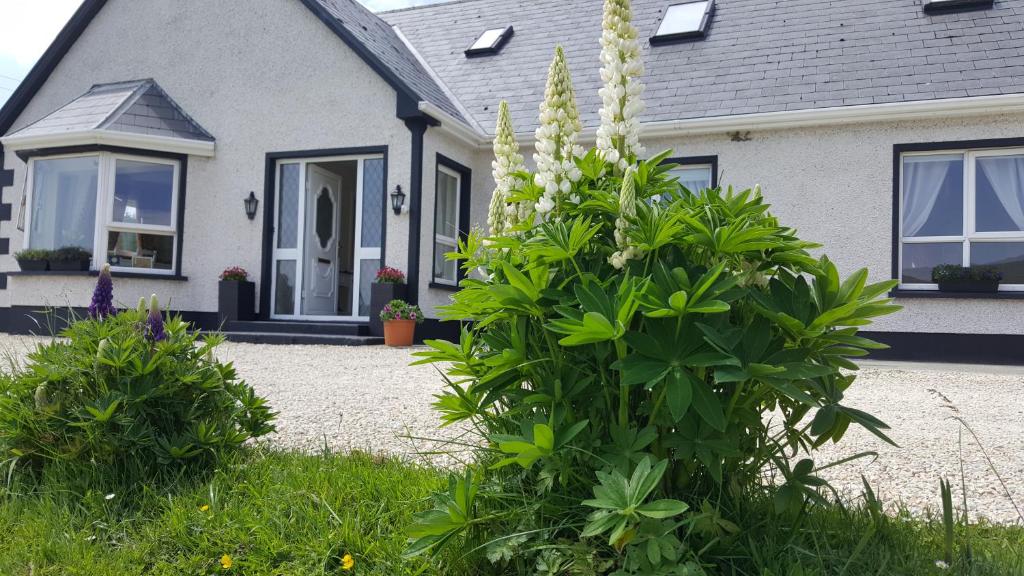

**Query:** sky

left=0, top=0, right=444, bottom=108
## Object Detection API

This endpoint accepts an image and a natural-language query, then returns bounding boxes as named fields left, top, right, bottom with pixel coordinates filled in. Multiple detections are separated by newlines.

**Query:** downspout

left=404, top=117, right=429, bottom=305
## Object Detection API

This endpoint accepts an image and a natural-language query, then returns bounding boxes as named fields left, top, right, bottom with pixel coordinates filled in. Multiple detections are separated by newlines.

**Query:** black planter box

left=937, top=279, right=1000, bottom=293
left=219, top=280, right=256, bottom=323
left=370, top=283, right=407, bottom=336
left=49, top=259, right=91, bottom=272
left=16, top=259, right=48, bottom=271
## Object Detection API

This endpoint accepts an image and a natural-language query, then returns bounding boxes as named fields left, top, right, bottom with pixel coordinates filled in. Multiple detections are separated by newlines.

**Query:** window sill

left=429, top=281, right=460, bottom=292
left=8, top=270, right=188, bottom=282
left=889, top=289, right=1024, bottom=300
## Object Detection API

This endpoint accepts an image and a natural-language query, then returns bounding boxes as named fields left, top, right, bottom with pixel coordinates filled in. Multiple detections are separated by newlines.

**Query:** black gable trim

left=297, top=0, right=431, bottom=122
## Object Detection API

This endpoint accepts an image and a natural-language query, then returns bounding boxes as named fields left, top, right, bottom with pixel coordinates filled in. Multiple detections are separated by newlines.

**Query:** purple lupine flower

left=146, top=294, right=166, bottom=342
left=88, top=264, right=117, bottom=319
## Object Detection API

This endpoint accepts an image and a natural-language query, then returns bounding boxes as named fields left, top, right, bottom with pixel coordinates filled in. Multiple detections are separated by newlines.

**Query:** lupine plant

left=408, top=0, right=901, bottom=572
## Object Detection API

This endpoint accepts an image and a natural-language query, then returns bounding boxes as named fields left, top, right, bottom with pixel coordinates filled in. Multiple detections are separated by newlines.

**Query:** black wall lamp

left=390, top=185, right=406, bottom=215
left=244, top=191, right=259, bottom=220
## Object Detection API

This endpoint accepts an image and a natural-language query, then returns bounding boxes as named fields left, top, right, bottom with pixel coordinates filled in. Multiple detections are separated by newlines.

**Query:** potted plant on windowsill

left=14, top=249, right=50, bottom=271
left=218, top=266, right=256, bottom=323
left=379, top=299, right=423, bottom=347
left=50, top=246, right=92, bottom=271
left=932, top=264, right=1002, bottom=293
left=370, top=266, right=407, bottom=337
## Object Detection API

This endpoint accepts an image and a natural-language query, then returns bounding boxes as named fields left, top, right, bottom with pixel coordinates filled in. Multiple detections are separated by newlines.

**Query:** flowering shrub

left=375, top=266, right=407, bottom=284
left=88, top=263, right=116, bottom=319
left=219, top=266, right=249, bottom=282
left=379, top=299, right=423, bottom=323
left=407, top=0, right=901, bottom=572
left=0, top=277, right=275, bottom=482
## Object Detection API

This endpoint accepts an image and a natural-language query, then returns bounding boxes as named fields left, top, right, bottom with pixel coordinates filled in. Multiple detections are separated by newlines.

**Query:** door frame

left=260, top=146, right=388, bottom=321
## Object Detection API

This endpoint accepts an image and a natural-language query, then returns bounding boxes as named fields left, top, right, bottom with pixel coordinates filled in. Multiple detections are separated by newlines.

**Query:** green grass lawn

left=1, top=447, right=1021, bottom=575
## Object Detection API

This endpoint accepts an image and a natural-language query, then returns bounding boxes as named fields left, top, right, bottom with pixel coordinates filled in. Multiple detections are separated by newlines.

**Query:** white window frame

left=668, top=163, right=714, bottom=192
left=24, top=151, right=181, bottom=276
left=898, top=147, right=1024, bottom=292
left=433, top=164, right=461, bottom=286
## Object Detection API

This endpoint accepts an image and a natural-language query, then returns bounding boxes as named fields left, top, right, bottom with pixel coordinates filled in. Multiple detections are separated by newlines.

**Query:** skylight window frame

left=464, top=26, right=515, bottom=57
left=922, top=0, right=994, bottom=14
left=650, top=0, right=715, bottom=45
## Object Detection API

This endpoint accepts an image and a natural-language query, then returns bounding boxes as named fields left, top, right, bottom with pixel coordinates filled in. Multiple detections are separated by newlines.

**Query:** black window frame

left=891, top=137, right=1024, bottom=299
left=650, top=0, right=715, bottom=45
left=922, top=0, right=994, bottom=14
left=18, top=144, right=188, bottom=279
left=662, top=155, right=719, bottom=191
left=431, top=154, right=471, bottom=291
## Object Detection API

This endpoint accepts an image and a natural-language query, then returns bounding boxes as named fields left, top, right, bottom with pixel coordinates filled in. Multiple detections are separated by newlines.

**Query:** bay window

left=27, top=152, right=181, bottom=275
left=898, top=146, right=1024, bottom=290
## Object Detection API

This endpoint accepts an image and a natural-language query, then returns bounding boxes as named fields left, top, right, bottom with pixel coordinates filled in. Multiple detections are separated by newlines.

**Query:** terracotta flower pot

left=383, top=319, right=416, bottom=347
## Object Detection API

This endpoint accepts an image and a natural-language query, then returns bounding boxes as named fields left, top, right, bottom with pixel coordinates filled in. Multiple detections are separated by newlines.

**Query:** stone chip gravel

left=0, top=335, right=1020, bottom=524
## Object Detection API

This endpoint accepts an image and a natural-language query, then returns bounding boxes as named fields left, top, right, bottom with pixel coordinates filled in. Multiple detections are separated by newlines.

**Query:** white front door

left=303, top=165, right=340, bottom=316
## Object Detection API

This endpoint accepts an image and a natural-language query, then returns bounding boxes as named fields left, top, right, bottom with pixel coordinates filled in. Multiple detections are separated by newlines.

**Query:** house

left=0, top=0, right=1022, bottom=363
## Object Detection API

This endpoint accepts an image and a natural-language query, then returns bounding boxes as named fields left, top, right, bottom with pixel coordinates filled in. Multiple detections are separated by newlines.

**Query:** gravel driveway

left=1, top=335, right=1021, bottom=524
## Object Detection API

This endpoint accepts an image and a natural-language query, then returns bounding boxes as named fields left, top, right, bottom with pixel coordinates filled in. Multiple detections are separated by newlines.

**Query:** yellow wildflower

left=200, top=504, right=210, bottom=512
left=220, top=554, right=232, bottom=569
left=341, top=553, right=354, bottom=571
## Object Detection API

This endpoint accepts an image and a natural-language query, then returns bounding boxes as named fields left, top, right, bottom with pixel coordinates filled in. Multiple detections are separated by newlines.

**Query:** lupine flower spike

left=609, top=166, right=644, bottom=269
left=488, top=100, right=527, bottom=236
left=597, top=0, right=646, bottom=173
left=533, top=45, right=583, bottom=218
left=146, top=294, right=166, bottom=342
left=88, top=263, right=117, bottom=319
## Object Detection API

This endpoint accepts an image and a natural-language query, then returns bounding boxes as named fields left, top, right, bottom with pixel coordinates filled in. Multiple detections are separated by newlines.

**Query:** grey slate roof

left=314, top=0, right=467, bottom=122
left=382, top=0, right=1024, bottom=135
left=9, top=79, right=214, bottom=141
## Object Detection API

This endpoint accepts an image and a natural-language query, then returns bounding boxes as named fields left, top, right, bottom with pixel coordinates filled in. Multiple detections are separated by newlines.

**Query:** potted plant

left=50, top=246, right=92, bottom=271
left=379, top=299, right=423, bottom=347
left=218, top=266, right=256, bottom=322
left=14, top=249, right=50, bottom=271
left=932, top=264, right=1002, bottom=293
left=369, top=266, right=407, bottom=337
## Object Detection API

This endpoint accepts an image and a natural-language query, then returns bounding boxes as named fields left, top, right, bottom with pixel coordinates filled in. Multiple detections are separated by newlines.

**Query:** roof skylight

left=651, top=0, right=714, bottom=44
left=465, top=26, right=514, bottom=57
left=923, top=0, right=993, bottom=13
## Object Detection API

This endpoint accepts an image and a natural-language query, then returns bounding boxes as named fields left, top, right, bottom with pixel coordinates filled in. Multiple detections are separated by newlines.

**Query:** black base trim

left=0, top=306, right=218, bottom=336
left=863, top=331, right=1024, bottom=365
left=416, top=318, right=463, bottom=343
left=7, top=270, right=188, bottom=281
left=890, top=289, right=1024, bottom=300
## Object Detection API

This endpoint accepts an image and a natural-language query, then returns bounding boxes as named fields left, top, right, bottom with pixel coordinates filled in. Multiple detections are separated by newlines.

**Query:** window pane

left=275, top=260, right=297, bottom=315
left=361, top=158, right=384, bottom=248
left=976, top=155, right=1024, bottom=233
left=435, top=170, right=459, bottom=239
left=30, top=156, right=98, bottom=251
left=657, top=2, right=709, bottom=36
left=971, top=242, right=1024, bottom=284
left=669, top=165, right=712, bottom=193
left=434, top=241, right=457, bottom=282
left=112, top=159, right=174, bottom=227
left=106, top=232, right=173, bottom=270
left=902, top=242, right=962, bottom=284
left=358, top=258, right=381, bottom=317
left=278, top=163, right=300, bottom=249
left=902, top=154, right=963, bottom=237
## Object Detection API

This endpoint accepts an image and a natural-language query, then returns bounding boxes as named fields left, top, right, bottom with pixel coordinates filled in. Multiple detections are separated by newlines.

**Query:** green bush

left=0, top=308, right=275, bottom=481
left=13, top=249, right=50, bottom=262
left=931, top=264, right=1002, bottom=283
left=51, top=246, right=92, bottom=262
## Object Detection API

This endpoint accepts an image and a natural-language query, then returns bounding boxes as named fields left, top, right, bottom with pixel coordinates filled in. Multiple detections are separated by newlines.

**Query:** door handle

left=318, top=257, right=331, bottom=265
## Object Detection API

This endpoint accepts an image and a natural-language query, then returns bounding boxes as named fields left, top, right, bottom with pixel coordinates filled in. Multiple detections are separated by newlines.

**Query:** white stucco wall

left=1, top=0, right=413, bottom=315
left=465, top=111, right=1024, bottom=336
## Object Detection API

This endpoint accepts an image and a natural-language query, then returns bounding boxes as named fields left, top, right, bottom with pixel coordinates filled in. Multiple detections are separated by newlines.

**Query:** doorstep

left=218, top=320, right=382, bottom=346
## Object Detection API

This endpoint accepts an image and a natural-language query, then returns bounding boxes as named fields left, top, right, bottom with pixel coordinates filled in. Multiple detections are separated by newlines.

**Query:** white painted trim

left=427, top=94, right=1024, bottom=149
left=1, top=129, right=216, bottom=157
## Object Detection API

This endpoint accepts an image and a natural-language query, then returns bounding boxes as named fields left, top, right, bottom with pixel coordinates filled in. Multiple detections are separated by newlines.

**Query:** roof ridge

left=94, top=80, right=150, bottom=130
left=378, top=0, right=489, bottom=15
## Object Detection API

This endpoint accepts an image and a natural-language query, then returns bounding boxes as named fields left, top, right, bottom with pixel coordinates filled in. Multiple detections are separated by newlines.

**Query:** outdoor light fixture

left=390, top=185, right=406, bottom=215
left=244, top=191, right=259, bottom=220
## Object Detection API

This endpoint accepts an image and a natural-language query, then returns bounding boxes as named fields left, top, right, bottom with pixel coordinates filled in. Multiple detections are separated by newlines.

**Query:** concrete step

left=222, top=320, right=370, bottom=336
left=220, top=331, right=383, bottom=346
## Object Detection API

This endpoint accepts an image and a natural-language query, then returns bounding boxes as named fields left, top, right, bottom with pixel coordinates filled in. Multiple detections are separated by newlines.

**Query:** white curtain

left=902, top=156, right=954, bottom=237
left=978, top=156, right=1024, bottom=231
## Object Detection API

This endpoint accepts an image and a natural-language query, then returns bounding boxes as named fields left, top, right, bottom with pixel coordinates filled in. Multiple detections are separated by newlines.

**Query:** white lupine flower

left=609, top=166, right=644, bottom=269
left=597, top=0, right=646, bottom=172
left=488, top=101, right=527, bottom=236
left=533, top=45, right=582, bottom=218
